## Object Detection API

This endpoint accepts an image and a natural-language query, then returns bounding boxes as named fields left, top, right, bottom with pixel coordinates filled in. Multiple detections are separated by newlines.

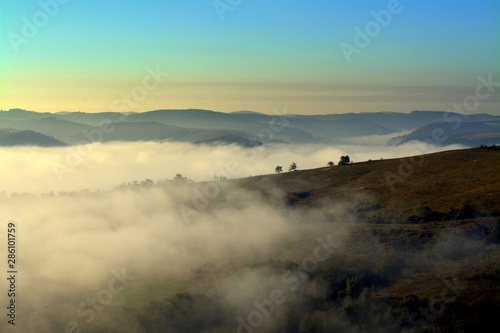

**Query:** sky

left=0, top=0, right=499, bottom=114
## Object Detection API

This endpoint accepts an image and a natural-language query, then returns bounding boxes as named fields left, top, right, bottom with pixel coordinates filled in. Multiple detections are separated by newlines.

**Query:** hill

left=237, top=147, right=500, bottom=222
left=1, top=109, right=498, bottom=147
left=396, top=120, right=500, bottom=146
left=4, top=147, right=499, bottom=332
left=108, top=147, right=500, bottom=332
left=0, top=128, right=67, bottom=147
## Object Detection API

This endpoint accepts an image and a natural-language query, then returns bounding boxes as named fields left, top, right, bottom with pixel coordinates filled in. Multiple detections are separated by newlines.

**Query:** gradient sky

left=1, top=0, right=499, bottom=114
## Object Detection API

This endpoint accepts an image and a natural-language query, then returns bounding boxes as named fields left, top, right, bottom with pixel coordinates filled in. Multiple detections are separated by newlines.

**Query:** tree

left=140, top=179, right=154, bottom=187
left=289, top=162, right=297, bottom=172
left=275, top=166, right=283, bottom=174
left=327, top=161, right=334, bottom=166
left=173, top=173, right=188, bottom=183
left=213, top=174, right=227, bottom=181
left=338, top=155, right=351, bottom=166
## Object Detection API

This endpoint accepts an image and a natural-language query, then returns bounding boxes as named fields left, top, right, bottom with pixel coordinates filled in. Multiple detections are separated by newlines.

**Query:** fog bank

left=0, top=140, right=466, bottom=194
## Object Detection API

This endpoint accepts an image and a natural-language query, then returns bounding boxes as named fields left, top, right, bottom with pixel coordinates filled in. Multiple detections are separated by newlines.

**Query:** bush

left=399, top=294, right=423, bottom=313
left=448, top=202, right=477, bottom=220
left=338, top=155, right=351, bottom=166
left=299, top=311, right=326, bottom=333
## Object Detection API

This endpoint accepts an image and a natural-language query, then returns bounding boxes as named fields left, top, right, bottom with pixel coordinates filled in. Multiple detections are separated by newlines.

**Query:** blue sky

left=1, top=0, right=499, bottom=114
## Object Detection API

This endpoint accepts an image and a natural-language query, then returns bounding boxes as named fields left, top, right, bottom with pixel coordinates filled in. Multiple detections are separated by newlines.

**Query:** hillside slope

left=237, top=147, right=500, bottom=222
left=110, top=147, right=500, bottom=333
left=7, top=147, right=497, bottom=332
left=0, top=128, right=67, bottom=147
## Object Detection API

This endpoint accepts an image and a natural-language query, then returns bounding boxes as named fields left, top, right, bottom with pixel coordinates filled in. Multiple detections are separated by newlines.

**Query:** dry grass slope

left=240, top=147, right=500, bottom=222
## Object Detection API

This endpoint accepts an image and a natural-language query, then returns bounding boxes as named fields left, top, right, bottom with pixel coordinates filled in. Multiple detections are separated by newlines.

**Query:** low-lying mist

left=0, top=175, right=355, bottom=332
left=0, top=139, right=466, bottom=194
left=2, top=139, right=491, bottom=333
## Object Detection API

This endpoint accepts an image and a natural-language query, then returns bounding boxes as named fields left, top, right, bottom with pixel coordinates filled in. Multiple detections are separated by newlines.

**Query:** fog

left=0, top=139, right=466, bottom=194
left=0, top=170, right=354, bottom=332
left=0, top=139, right=482, bottom=332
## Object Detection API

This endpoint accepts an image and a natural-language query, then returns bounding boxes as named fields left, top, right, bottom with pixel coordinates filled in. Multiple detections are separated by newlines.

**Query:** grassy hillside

left=238, top=147, right=500, bottom=222
left=88, top=147, right=498, bottom=333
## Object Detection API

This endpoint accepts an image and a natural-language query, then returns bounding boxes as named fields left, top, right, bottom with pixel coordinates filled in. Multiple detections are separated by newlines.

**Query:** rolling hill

left=0, top=129, right=67, bottom=147
left=3, top=147, right=498, bottom=332
left=104, top=147, right=500, bottom=333
left=1, top=109, right=498, bottom=147
left=236, top=146, right=500, bottom=222
left=396, top=120, right=500, bottom=146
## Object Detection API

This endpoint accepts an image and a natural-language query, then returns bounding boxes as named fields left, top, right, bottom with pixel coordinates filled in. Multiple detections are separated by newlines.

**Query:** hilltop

left=237, top=147, right=500, bottom=222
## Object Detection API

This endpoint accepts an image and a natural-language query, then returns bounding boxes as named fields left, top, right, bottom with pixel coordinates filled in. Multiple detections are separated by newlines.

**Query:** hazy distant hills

left=0, top=128, right=67, bottom=147
left=396, top=120, right=500, bottom=146
left=0, top=108, right=498, bottom=147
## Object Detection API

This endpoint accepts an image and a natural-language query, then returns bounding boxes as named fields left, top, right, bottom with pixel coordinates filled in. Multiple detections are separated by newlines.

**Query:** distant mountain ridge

left=395, top=120, right=500, bottom=146
left=0, top=128, right=67, bottom=147
left=0, top=109, right=498, bottom=147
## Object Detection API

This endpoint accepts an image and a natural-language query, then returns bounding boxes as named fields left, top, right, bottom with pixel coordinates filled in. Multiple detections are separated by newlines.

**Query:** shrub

left=338, top=155, right=351, bottom=166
